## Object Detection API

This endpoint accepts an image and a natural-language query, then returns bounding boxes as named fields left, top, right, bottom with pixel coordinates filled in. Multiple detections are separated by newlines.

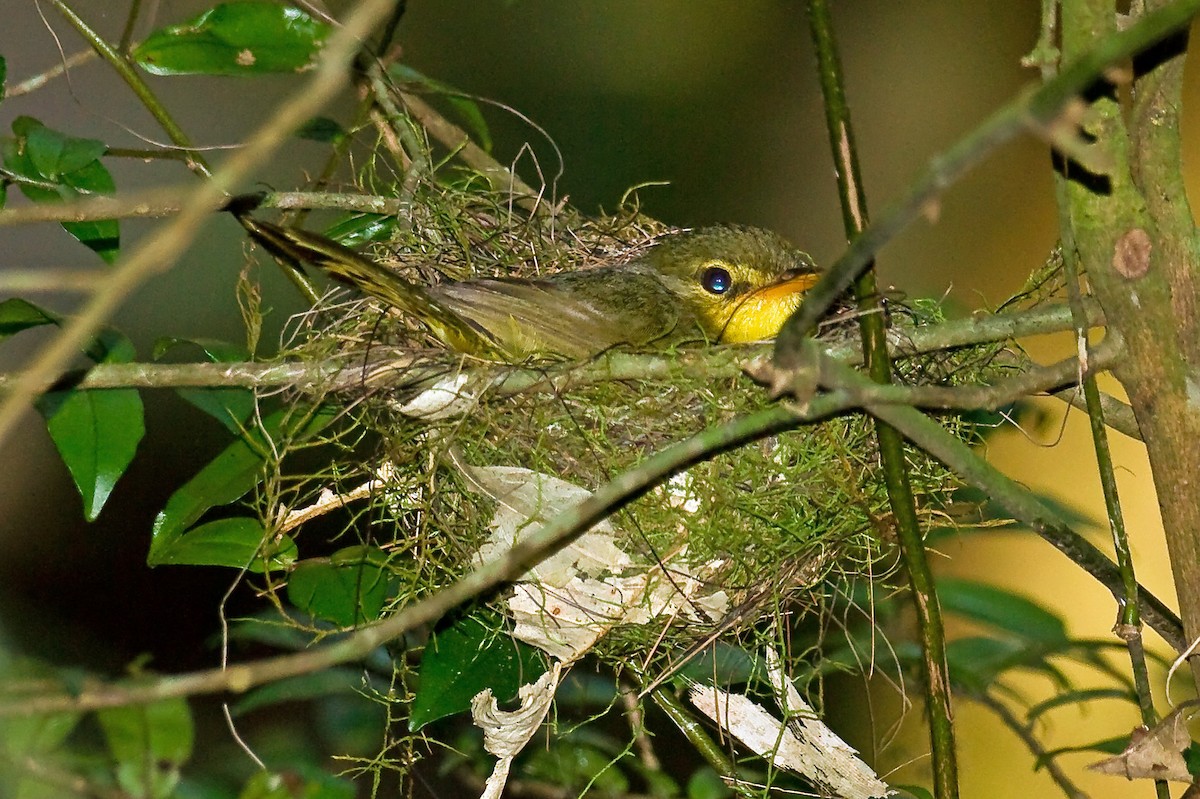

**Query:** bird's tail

left=235, top=214, right=498, bottom=356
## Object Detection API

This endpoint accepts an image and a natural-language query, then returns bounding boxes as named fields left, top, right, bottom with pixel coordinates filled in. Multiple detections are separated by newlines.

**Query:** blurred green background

left=0, top=2, right=1190, bottom=796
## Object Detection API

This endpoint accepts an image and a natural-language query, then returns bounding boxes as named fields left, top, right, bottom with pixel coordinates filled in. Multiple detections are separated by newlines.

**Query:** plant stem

left=806, top=3, right=957, bottom=794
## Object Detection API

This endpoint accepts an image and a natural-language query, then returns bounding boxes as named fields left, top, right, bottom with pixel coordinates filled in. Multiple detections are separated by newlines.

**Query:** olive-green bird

left=238, top=216, right=820, bottom=360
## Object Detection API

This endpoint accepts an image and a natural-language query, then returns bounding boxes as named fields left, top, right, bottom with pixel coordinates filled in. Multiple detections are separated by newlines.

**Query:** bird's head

left=640, top=225, right=821, bottom=343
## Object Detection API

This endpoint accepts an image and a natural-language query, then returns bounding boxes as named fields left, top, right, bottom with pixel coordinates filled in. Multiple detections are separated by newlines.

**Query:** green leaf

left=0, top=297, right=59, bottom=341
left=0, top=56, right=7, bottom=103
left=134, top=2, right=332, bottom=76
left=97, top=697, right=194, bottom=765
left=150, top=516, right=296, bottom=572
left=149, top=405, right=333, bottom=564
left=1026, top=687, right=1136, bottom=722
left=3, top=117, right=120, bottom=262
left=1036, top=735, right=1128, bottom=769
left=25, top=123, right=106, bottom=179
left=939, top=578, right=1068, bottom=645
left=287, top=545, right=396, bottom=627
left=97, top=697, right=193, bottom=799
left=945, top=636, right=1058, bottom=693
left=410, top=612, right=547, bottom=731
left=156, top=337, right=255, bottom=433
left=325, top=213, right=397, bottom=248
left=296, top=116, right=347, bottom=144
left=687, top=768, right=733, bottom=799
left=36, top=329, right=144, bottom=521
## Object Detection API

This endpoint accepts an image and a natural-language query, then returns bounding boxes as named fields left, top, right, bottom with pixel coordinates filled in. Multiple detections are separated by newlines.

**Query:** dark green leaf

left=892, top=786, right=935, bottom=799
left=134, top=2, right=331, bottom=76
left=1026, top=687, right=1136, bottom=722
left=410, top=612, right=547, bottom=731
left=150, top=516, right=296, bottom=572
left=4, top=117, right=119, bottom=262
left=156, top=337, right=255, bottom=432
left=687, top=767, right=733, bottom=799
left=1036, top=735, right=1128, bottom=769
left=287, top=545, right=396, bottom=627
left=945, top=636, right=1047, bottom=693
left=149, top=405, right=333, bottom=563
left=324, top=213, right=397, bottom=248
left=36, top=329, right=143, bottom=521
left=939, top=578, right=1068, bottom=645
left=1185, top=742, right=1200, bottom=777
left=523, top=742, right=628, bottom=794
left=0, top=297, right=59, bottom=341
left=25, top=123, right=105, bottom=179
left=0, top=56, right=6, bottom=103
left=97, top=697, right=194, bottom=766
left=296, top=116, right=347, bottom=143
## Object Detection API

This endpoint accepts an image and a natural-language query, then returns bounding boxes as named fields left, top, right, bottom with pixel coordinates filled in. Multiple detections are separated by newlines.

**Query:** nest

left=255, top=181, right=998, bottom=673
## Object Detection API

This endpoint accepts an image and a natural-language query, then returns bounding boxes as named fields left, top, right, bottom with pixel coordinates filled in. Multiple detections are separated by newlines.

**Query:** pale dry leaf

left=460, top=463, right=730, bottom=660
left=688, top=682, right=892, bottom=799
left=472, top=662, right=563, bottom=799
left=1088, top=702, right=1199, bottom=783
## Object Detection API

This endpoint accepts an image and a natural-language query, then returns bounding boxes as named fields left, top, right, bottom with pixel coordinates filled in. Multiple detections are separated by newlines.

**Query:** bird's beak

left=720, top=271, right=821, bottom=343
left=755, top=271, right=820, bottom=304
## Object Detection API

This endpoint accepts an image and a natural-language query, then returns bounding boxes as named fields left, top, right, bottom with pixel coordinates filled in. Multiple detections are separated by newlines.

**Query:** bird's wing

left=432, top=275, right=682, bottom=359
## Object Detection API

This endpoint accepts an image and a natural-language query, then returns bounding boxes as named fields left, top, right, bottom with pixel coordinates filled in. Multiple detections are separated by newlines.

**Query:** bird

left=237, top=215, right=821, bottom=360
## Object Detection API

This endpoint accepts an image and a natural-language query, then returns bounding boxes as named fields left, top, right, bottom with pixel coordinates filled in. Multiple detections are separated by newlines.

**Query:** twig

left=806, top=2, right=958, bottom=795
left=6, top=49, right=97, bottom=97
left=0, top=401, right=809, bottom=716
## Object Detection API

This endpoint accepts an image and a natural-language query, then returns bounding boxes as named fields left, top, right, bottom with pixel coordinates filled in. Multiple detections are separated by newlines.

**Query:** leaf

left=296, top=116, right=347, bottom=144
left=287, top=545, right=397, bottom=627
left=150, top=516, right=296, bottom=572
left=0, top=297, right=59, bottom=341
left=97, top=697, right=193, bottom=765
left=155, top=336, right=255, bottom=433
left=938, top=578, right=1068, bottom=645
left=945, top=636, right=1059, bottom=693
left=134, top=1, right=332, bottom=76
left=410, top=612, right=546, bottom=731
left=324, top=213, right=397, bottom=248
left=149, top=405, right=334, bottom=564
left=1026, top=687, right=1137, bottom=723
left=3, top=117, right=120, bottom=262
left=0, top=56, right=6, bottom=103
left=36, top=329, right=144, bottom=521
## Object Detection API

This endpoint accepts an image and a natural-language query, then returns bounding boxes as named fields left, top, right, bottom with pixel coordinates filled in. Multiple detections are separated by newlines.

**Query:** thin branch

left=0, top=299, right=1101, bottom=391
left=806, top=2, right=958, bottom=795
left=6, top=49, right=97, bottom=97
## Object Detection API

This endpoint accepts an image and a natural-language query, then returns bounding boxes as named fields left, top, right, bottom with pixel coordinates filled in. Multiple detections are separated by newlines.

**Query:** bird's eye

left=700, top=266, right=733, bottom=295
